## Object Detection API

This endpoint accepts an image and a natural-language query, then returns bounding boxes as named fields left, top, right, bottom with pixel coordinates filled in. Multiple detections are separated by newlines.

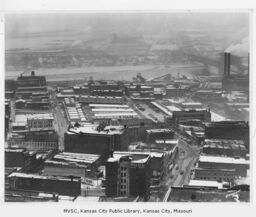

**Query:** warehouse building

left=79, top=96, right=125, bottom=104
left=204, top=121, right=249, bottom=148
left=64, top=103, right=86, bottom=123
left=89, top=104, right=129, bottom=109
left=146, top=129, right=174, bottom=144
left=5, top=148, right=37, bottom=172
left=165, top=85, right=188, bottom=98
left=203, top=139, right=247, bottom=158
left=197, top=155, right=249, bottom=177
left=15, top=71, right=50, bottom=110
left=44, top=152, right=101, bottom=179
left=27, top=113, right=54, bottom=130
left=8, top=130, right=59, bottom=152
left=172, top=109, right=211, bottom=126
left=8, top=173, right=81, bottom=196
left=184, top=180, right=230, bottom=190
left=64, top=124, right=128, bottom=160
left=89, top=83, right=124, bottom=97
left=193, top=167, right=236, bottom=182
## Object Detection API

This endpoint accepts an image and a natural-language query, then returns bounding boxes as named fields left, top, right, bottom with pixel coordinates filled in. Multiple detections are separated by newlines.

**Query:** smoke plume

left=225, top=37, right=249, bottom=57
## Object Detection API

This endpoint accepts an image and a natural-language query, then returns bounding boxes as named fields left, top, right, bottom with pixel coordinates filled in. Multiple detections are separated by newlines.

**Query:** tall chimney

left=248, top=53, right=250, bottom=75
left=224, top=52, right=231, bottom=77
left=227, top=53, right=231, bottom=76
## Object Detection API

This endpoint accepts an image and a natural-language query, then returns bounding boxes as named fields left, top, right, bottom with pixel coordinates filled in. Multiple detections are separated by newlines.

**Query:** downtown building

left=64, top=124, right=129, bottom=160
left=15, top=71, right=50, bottom=110
left=8, top=173, right=81, bottom=196
left=44, top=152, right=101, bottom=180
left=204, top=121, right=249, bottom=149
left=5, top=148, right=37, bottom=172
left=202, top=139, right=247, bottom=158
left=194, top=155, right=249, bottom=182
left=171, top=109, right=211, bottom=126
left=8, top=113, right=58, bottom=152
left=105, top=152, right=151, bottom=200
left=145, top=128, right=174, bottom=144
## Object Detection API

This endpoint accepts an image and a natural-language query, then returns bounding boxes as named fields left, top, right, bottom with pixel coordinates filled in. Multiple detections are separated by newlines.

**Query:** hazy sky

left=5, top=12, right=249, bottom=37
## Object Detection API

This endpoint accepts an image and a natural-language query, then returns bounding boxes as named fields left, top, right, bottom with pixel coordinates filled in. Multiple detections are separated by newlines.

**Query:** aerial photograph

left=4, top=12, right=250, bottom=202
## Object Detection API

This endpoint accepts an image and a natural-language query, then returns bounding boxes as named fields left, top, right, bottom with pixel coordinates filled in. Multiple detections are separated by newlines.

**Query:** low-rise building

left=184, top=180, right=230, bottom=190
left=27, top=113, right=54, bottom=130
left=204, top=121, right=249, bottom=149
left=197, top=155, right=249, bottom=177
left=203, top=139, right=247, bottom=157
left=64, top=124, right=128, bottom=160
left=44, top=152, right=101, bottom=179
left=168, top=186, right=249, bottom=202
left=5, top=148, right=37, bottom=172
left=79, top=95, right=125, bottom=104
left=194, top=167, right=236, bottom=182
left=8, top=130, right=59, bottom=152
left=146, top=129, right=174, bottom=143
left=165, top=85, right=188, bottom=98
left=8, top=173, right=81, bottom=196
left=172, top=109, right=211, bottom=126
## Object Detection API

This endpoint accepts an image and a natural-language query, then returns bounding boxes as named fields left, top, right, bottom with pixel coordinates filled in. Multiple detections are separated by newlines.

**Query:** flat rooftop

left=205, top=121, right=248, bottom=128
left=114, top=151, right=164, bottom=158
left=108, top=152, right=150, bottom=164
left=14, top=113, right=53, bottom=123
left=166, top=105, right=181, bottom=112
left=155, top=139, right=179, bottom=145
left=5, top=148, right=25, bottom=153
left=66, top=125, right=124, bottom=135
left=27, top=113, right=54, bottom=120
left=52, top=152, right=100, bottom=164
left=186, top=180, right=227, bottom=189
left=199, top=155, right=249, bottom=165
left=204, top=139, right=246, bottom=149
left=92, top=108, right=134, bottom=112
left=89, top=104, right=129, bottom=108
left=195, top=167, right=236, bottom=172
left=8, top=172, right=81, bottom=182
left=94, top=113, right=138, bottom=117
left=181, top=102, right=203, bottom=106
left=146, top=128, right=173, bottom=134
left=15, top=114, right=27, bottom=124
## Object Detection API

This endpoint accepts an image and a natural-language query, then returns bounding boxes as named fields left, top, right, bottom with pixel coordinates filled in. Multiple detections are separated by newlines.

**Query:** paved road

left=173, top=138, right=200, bottom=186
left=50, top=91, right=68, bottom=151
left=162, top=134, right=200, bottom=201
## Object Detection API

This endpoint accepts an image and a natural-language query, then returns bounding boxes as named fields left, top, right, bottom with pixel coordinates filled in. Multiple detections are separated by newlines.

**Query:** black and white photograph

left=3, top=11, right=251, bottom=204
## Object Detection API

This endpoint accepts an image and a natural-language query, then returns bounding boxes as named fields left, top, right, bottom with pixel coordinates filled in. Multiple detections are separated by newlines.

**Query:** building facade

left=105, top=153, right=151, bottom=200
left=8, top=173, right=81, bottom=196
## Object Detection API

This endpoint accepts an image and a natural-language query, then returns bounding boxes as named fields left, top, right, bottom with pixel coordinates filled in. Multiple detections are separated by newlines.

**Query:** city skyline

left=4, top=11, right=250, bottom=203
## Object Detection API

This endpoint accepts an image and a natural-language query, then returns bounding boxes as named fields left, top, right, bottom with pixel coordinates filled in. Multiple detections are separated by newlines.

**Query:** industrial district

left=4, top=15, right=250, bottom=202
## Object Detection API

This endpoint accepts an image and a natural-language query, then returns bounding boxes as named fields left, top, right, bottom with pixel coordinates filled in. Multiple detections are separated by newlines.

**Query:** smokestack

left=248, top=53, right=250, bottom=74
left=224, top=52, right=231, bottom=77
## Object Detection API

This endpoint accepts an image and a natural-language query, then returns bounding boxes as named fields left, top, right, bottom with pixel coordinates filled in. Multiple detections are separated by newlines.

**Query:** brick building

left=5, top=148, right=37, bottom=172
left=172, top=109, right=211, bottom=126
left=64, top=125, right=129, bottom=160
left=44, top=152, right=101, bottom=179
left=105, top=152, right=151, bottom=200
left=197, top=155, right=249, bottom=177
left=204, top=121, right=249, bottom=148
left=146, top=129, right=174, bottom=143
left=8, top=173, right=81, bottom=196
